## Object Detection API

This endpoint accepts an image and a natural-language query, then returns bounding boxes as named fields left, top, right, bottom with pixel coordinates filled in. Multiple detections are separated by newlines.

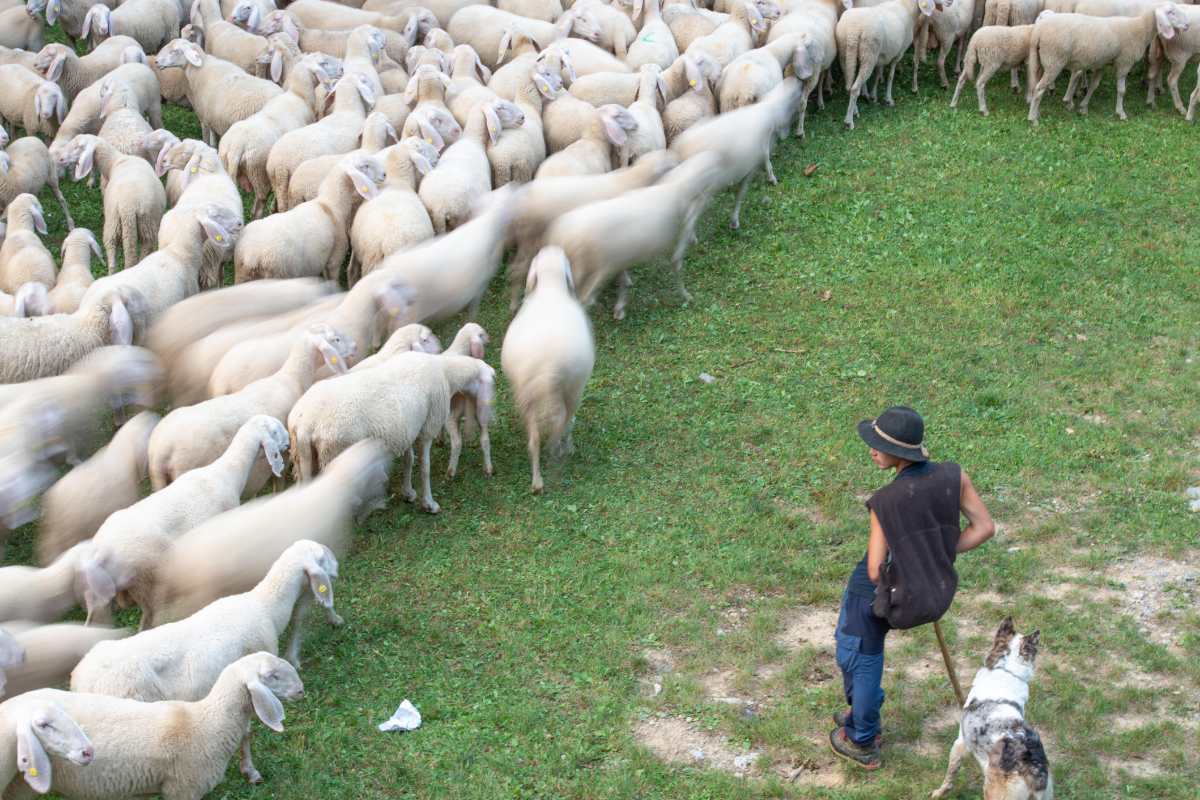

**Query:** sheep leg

left=612, top=270, right=632, bottom=320
left=937, top=41, right=951, bottom=89
left=418, top=435, right=439, bottom=514
left=763, top=141, right=777, bottom=185
left=814, top=71, right=826, bottom=111
left=103, top=216, right=119, bottom=275
left=1114, top=71, right=1129, bottom=120
left=670, top=231, right=693, bottom=305
left=479, top=420, right=493, bottom=477
left=886, top=57, right=901, bottom=106
left=399, top=447, right=417, bottom=503
left=1028, top=63, right=1064, bottom=125
left=1062, top=71, right=1083, bottom=109
left=951, top=68, right=968, bottom=108
left=121, top=215, right=138, bottom=273
left=526, top=420, right=543, bottom=494
left=730, top=173, right=752, bottom=231
left=1168, top=59, right=1187, bottom=115
left=1188, top=64, right=1200, bottom=122
left=1078, top=71, right=1102, bottom=115
left=974, top=65, right=1000, bottom=116
left=49, top=174, right=74, bottom=230
left=1012, top=68, right=1022, bottom=95
left=239, top=735, right=263, bottom=784
left=871, top=64, right=883, bottom=102
left=445, top=416, right=462, bottom=479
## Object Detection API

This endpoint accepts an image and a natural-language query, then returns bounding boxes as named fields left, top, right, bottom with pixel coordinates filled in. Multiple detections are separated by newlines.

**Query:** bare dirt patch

left=1101, top=756, right=1166, bottom=781
left=774, top=606, right=839, bottom=652
left=771, top=741, right=847, bottom=788
left=634, top=716, right=761, bottom=776
left=915, top=705, right=962, bottom=758
left=1104, top=556, right=1200, bottom=649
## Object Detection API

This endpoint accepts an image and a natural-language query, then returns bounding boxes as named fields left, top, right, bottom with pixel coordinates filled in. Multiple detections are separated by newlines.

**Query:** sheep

left=286, top=111, right=397, bottom=208
left=0, top=1, right=44, bottom=50
left=348, top=138, right=440, bottom=280
left=33, top=37, right=143, bottom=103
left=0, top=282, right=50, bottom=317
left=47, top=61, right=159, bottom=164
left=419, top=100, right=524, bottom=234
left=0, top=623, right=129, bottom=698
left=154, top=39, right=284, bottom=145
left=0, top=691, right=94, bottom=793
left=448, top=5, right=585, bottom=70
left=37, top=413, right=158, bottom=565
left=626, top=0, right=680, bottom=70
left=438, top=322, right=494, bottom=478
left=147, top=52, right=191, bottom=107
left=569, top=50, right=704, bottom=105
left=80, top=0, right=182, bottom=53
left=498, top=0, right=564, bottom=21
left=40, top=230, right=97, bottom=316
left=251, top=31, right=308, bottom=86
left=618, top=66, right=668, bottom=166
left=190, top=0, right=267, bottom=75
left=148, top=325, right=354, bottom=495
left=1028, top=5, right=1190, bottom=122
left=234, top=155, right=383, bottom=284
left=60, top=134, right=165, bottom=274
left=665, top=3, right=729, bottom=52
left=501, top=246, right=593, bottom=493
left=0, top=542, right=99, bottom=623
left=80, top=203, right=241, bottom=325
left=537, top=102, right=637, bottom=176
left=838, top=0, right=938, bottom=129
left=687, top=0, right=776, bottom=69
left=287, top=352, right=494, bottom=512
left=70, top=541, right=337, bottom=784
left=16, top=652, right=302, bottom=798
left=767, top=0, right=839, bottom=137
left=0, top=194, right=55, bottom=293
left=207, top=270, right=414, bottom=394
left=265, top=71, right=376, bottom=213
left=951, top=22, right=1037, bottom=112
left=96, top=79, right=154, bottom=158
left=399, top=64, right=453, bottom=141
left=255, top=8, right=415, bottom=65
left=1145, top=3, right=1200, bottom=115
left=718, top=33, right=815, bottom=115
left=573, top=0, right=639, bottom=57
left=489, top=31, right=577, bottom=100
left=404, top=105, right=464, bottom=154
left=503, top=149, right=677, bottom=309
left=662, top=49, right=721, bottom=139
left=348, top=322, right=442, bottom=372
left=917, top=0, right=976, bottom=89
left=0, top=65, right=65, bottom=138
left=35, top=0, right=119, bottom=45
left=366, top=0, right=480, bottom=28
left=81, top=415, right=291, bottom=628
left=285, top=0, right=415, bottom=34
left=152, top=441, right=391, bottom=624
left=540, top=87, right=602, bottom=153
left=446, top=43, right=498, bottom=126
left=138, top=129, right=188, bottom=205
left=0, top=43, right=40, bottom=71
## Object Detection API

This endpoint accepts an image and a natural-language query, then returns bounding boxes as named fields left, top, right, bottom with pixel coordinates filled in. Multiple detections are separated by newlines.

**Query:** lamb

left=0, top=691, right=94, bottom=792
left=70, top=542, right=336, bottom=784
left=446, top=43, right=498, bottom=126
left=234, top=154, right=384, bottom=283
left=501, top=245, right=593, bottom=493
left=285, top=0, right=415, bottom=34
left=504, top=149, right=677, bottom=309
left=287, top=352, right=494, bottom=512
left=717, top=33, right=816, bottom=116
left=190, top=0, right=267, bottom=75
left=542, top=150, right=721, bottom=319
left=41, top=229, right=98, bottom=316
left=348, top=322, right=442, bottom=372
left=569, top=51, right=706, bottom=106
left=154, top=39, right=284, bottom=145
left=366, top=0, right=479, bottom=28
left=15, top=653, right=302, bottom=798
left=399, top=64, right=454, bottom=141
left=420, top=100, right=524, bottom=233
left=838, top=0, right=939, bottom=129
left=618, top=66, right=667, bottom=166
left=348, top=138, right=440, bottom=280
left=33, top=37, right=144, bottom=103
left=265, top=71, right=376, bottom=213
left=0, top=542, right=100, bottom=623
left=537, top=102, right=637, bottom=176
left=0, top=1, right=44, bottom=50
left=61, top=134, right=165, bottom=273
left=151, top=441, right=391, bottom=623
left=0, top=623, right=129, bottom=698
left=81, top=415, right=291, bottom=628
left=540, top=88, right=601, bottom=153
left=0, top=282, right=49, bottom=317
left=80, top=0, right=183, bottom=53
left=251, top=31, right=308, bottom=86
left=489, top=32, right=578, bottom=100
left=665, top=3, right=729, bottom=52
left=768, top=0, right=845, bottom=137
left=37, top=412, right=158, bottom=565
left=0, top=64, right=65, bottom=138
left=47, top=61, right=159, bottom=164
left=918, top=0, right=976, bottom=89
left=0, top=194, right=54, bottom=292
left=686, top=0, right=777, bottom=69
left=573, top=0, right=638, bottom=57
left=0, top=43, right=40, bottom=71
left=951, top=22, right=1037, bottom=112
left=286, top=111, right=397, bottom=207
left=255, top=8, right=415, bottom=65
left=661, top=50, right=721, bottom=139
left=1145, top=2, right=1200, bottom=115
left=147, top=325, right=354, bottom=496
left=448, top=5, right=586, bottom=70
left=626, top=0, right=679, bottom=69
left=498, top=0, right=565, bottom=22
left=439, top=322, right=494, bottom=478
left=673, top=77, right=800, bottom=229
left=96, top=79, right=154, bottom=158
left=1027, top=4, right=1190, bottom=123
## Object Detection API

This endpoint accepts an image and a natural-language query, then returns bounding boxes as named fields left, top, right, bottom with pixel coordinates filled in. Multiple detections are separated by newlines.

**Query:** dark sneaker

left=829, top=727, right=882, bottom=770
left=832, top=709, right=883, bottom=746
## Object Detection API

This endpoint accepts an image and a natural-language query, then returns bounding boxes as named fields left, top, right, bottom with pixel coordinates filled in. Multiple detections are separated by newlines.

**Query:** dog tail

left=989, top=726, right=1052, bottom=796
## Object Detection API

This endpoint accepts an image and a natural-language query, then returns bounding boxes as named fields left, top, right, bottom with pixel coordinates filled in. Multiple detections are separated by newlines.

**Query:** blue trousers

left=835, top=592, right=888, bottom=746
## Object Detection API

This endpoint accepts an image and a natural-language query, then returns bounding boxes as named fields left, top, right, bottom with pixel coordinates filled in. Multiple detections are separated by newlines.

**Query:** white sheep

left=37, top=411, right=158, bottom=565
left=767, top=0, right=844, bottom=137
left=487, top=67, right=559, bottom=184
left=672, top=76, right=800, bottom=229
left=0, top=542, right=99, bottom=623
left=33, top=37, right=145, bottom=104
left=917, top=0, right=976, bottom=89
left=47, top=228, right=100, bottom=314
left=285, top=111, right=396, bottom=207
left=0, top=623, right=129, bottom=698
left=0, top=128, right=72, bottom=230
left=501, top=246, right=593, bottom=493
left=288, top=352, right=494, bottom=512
left=265, top=71, right=375, bottom=212
left=234, top=154, right=384, bottom=283
left=420, top=100, right=524, bottom=233
left=439, top=322, right=494, bottom=478
left=538, top=102, right=637, bottom=176
left=16, top=653, right=302, bottom=798
left=71, top=541, right=337, bottom=783
left=0, top=1, right=44, bottom=51
left=0, top=65, right=64, bottom=141
left=448, top=5, right=585, bottom=70
left=80, top=0, right=183, bottom=53
left=255, top=8, right=415, bottom=64
left=489, top=32, right=576, bottom=100
left=349, top=322, right=443, bottom=371
left=365, top=0, right=478, bottom=28
left=147, top=325, right=354, bottom=495
left=151, top=441, right=391, bottom=622
left=47, top=60, right=159, bottom=165
left=445, top=43, right=496, bottom=127
left=0, top=281, right=49, bottom=317
left=838, top=0, right=938, bottom=129
left=574, top=0, right=639, bottom=57
left=0, top=691, right=94, bottom=792
left=60, top=134, right=165, bottom=273
left=618, top=67, right=668, bottom=166
left=348, top=138, right=440, bottom=280
left=543, top=150, right=721, bottom=318
left=665, top=2, right=729, bottom=52
left=662, top=50, right=721, bottom=140
left=285, top=0, right=415, bottom=34
left=96, top=78, right=154, bottom=158
left=951, top=22, right=1037, bottom=113
left=687, top=0, right=776, bottom=69
left=190, top=0, right=267, bottom=75
left=0, top=194, right=55, bottom=293
left=1027, top=4, right=1190, bottom=123
left=717, top=33, right=816, bottom=115
left=498, top=0, right=565, bottom=22
left=81, top=415, right=291, bottom=628
left=627, top=0, right=680, bottom=69
left=569, top=50, right=703, bottom=106
left=1144, top=3, right=1200, bottom=115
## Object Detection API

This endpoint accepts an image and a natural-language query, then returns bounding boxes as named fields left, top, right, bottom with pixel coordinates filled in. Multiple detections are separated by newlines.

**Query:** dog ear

left=1019, top=630, right=1040, bottom=661
left=985, top=616, right=1016, bottom=668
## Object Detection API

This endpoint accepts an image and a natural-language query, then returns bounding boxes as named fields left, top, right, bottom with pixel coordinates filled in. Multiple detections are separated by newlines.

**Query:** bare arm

left=956, top=470, right=995, bottom=553
left=866, top=508, right=888, bottom=583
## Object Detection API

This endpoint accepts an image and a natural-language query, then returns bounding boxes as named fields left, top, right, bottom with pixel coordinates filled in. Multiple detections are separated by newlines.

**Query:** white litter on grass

left=733, top=753, right=759, bottom=770
left=689, top=748, right=706, bottom=762
left=698, top=373, right=716, bottom=384
left=378, top=700, right=422, bottom=732
left=1188, top=488, right=1200, bottom=512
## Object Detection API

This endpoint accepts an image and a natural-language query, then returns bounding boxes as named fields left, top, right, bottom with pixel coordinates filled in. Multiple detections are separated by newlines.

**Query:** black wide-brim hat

left=857, top=405, right=929, bottom=462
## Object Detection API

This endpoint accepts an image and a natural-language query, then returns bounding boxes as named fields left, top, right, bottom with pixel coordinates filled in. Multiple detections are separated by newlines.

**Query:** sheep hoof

left=421, top=499, right=440, bottom=514
left=401, top=488, right=418, bottom=503
left=484, top=465, right=494, bottom=477
left=612, top=306, right=626, bottom=321
left=446, top=467, right=457, bottom=480
left=531, top=482, right=543, bottom=495
left=242, top=767, right=263, bottom=785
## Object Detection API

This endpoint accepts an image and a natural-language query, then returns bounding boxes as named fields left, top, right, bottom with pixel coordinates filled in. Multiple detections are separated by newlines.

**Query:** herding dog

left=930, top=617, right=1053, bottom=800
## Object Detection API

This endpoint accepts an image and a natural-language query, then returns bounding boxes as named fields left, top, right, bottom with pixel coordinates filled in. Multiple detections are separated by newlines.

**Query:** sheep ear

left=247, top=4, right=261, bottom=32
left=32, top=205, right=47, bottom=235
left=532, top=71, right=557, bottom=99
left=469, top=333, right=485, bottom=359
left=185, top=45, right=203, bottom=67
left=345, top=166, right=379, bottom=200
left=417, top=117, right=443, bottom=150
left=793, top=46, right=814, bottom=80
left=54, top=90, right=66, bottom=124
left=684, top=58, right=702, bottom=92
left=473, top=365, right=495, bottom=427
left=246, top=679, right=285, bottom=732
left=270, top=49, right=283, bottom=83
left=475, top=53, right=491, bottom=83
left=745, top=3, right=766, bottom=32
left=634, top=0, right=644, bottom=17
left=601, top=110, right=628, bottom=146
left=524, top=263, right=538, bottom=295
left=46, top=0, right=60, bottom=25
left=402, top=13, right=419, bottom=45
left=46, top=52, right=66, bottom=82
left=560, top=50, right=577, bottom=83
left=656, top=72, right=670, bottom=107
left=17, top=722, right=52, bottom=794
left=1156, top=6, right=1176, bottom=38
left=306, top=565, right=334, bottom=609
left=409, top=149, right=433, bottom=175
left=483, top=103, right=501, bottom=145
left=260, top=432, right=286, bottom=476
left=109, top=297, right=133, bottom=344
left=0, top=152, right=10, bottom=175
left=81, top=558, right=117, bottom=623
left=181, top=153, right=201, bottom=187
left=198, top=213, right=232, bottom=247
left=313, top=334, right=347, bottom=374
left=496, top=28, right=513, bottom=64
left=85, top=231, right=103, bottom=260
left=81, top=7, right=93, bottom=38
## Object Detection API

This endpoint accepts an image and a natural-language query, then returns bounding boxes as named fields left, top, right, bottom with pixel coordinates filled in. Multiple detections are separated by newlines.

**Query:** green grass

left=6, top=46, right=1200, bottom=799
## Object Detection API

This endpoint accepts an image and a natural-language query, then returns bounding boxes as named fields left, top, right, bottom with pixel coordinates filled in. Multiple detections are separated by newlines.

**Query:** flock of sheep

left=0, top=0, right=1194, bottom=794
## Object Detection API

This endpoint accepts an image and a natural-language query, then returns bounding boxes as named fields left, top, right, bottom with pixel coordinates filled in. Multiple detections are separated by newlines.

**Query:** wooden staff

left=934, top=619, right=966, bottom=707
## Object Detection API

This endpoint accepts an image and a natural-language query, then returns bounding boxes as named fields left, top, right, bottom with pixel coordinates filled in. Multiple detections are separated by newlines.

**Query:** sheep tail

left=841, top=29, right=861, bottom=91
left=517, top=373, right=569, bottom=455
left=962, top=37, right=978, bottom=81
left=1026, top=27, right=1041, bottom=94
left=270, top=166, right=290, bottom=213
left=148, top=447, right=170, bottom=492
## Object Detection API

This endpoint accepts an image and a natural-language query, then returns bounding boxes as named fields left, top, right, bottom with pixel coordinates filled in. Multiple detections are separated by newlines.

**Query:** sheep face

left=25, top=0, right=47, bottom=20
left=155, top=40, right=204, bottom=69
left=239, top=654, right=304, bottom=732
left=34, top=84, right=66, bottom=125
left=10, top=702, right=94, bottom=793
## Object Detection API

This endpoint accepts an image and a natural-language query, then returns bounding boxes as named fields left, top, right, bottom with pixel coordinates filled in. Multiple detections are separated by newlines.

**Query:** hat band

left=873, top=422, right=930, bottom=458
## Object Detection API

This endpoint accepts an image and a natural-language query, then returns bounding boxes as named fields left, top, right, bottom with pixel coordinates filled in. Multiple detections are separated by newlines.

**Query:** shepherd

left=829, top=406, right=996, bottom=770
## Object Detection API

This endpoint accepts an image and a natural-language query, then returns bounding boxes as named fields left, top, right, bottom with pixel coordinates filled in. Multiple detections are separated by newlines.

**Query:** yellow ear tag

left=329, top=356, right=338, bottom=365
left=425, top=137, right=433, bottom=145
left=689, top=79, right=697, bottom=87
left=28, top=768, right=38, bottom=778
left=215, top=234, right=223, bottom=242
left=190, top=166, right=198, bottom=173
left=318, top=584, right=327, bottom=593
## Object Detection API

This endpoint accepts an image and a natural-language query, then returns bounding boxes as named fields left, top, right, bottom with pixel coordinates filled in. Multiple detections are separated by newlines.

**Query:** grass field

left=4, top=42, right=1200, bottom=800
